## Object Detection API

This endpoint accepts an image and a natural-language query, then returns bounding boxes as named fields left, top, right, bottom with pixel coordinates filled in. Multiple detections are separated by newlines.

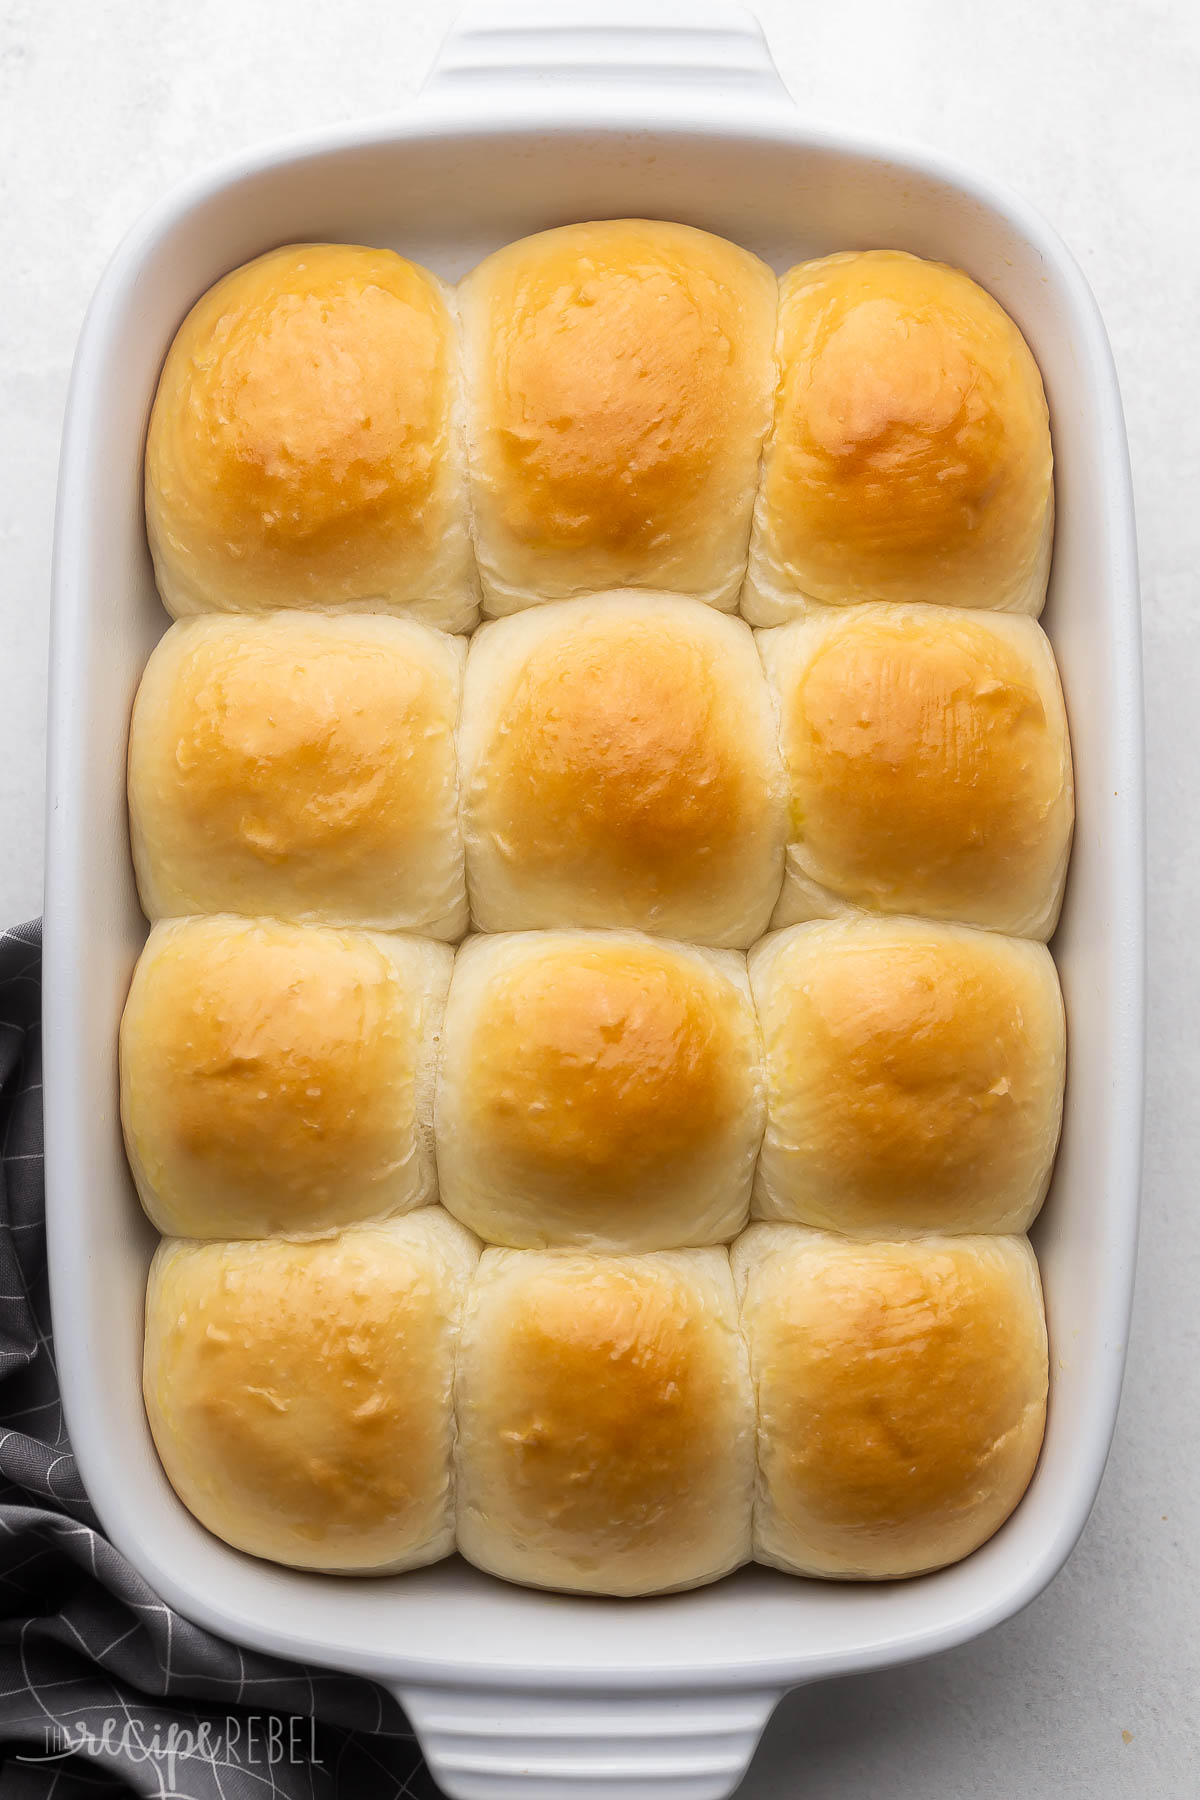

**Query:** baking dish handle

left=397, top=1682, right=784, bottom=1800
left=419, top=1, right=794, bottom=118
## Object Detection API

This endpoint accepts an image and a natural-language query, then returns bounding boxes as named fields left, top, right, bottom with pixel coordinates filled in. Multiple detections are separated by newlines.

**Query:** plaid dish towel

left=0, top=921, right=441, bottom=1799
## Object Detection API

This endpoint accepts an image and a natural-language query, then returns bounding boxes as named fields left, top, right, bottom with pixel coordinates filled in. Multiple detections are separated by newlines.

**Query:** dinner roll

left=436, top=931, right=763, bottom=1249
left=145, top=243, right=477, bottom=632
left=758, top=605, right=1074, bottom=938
left=143, top=1211, right=479, bottom=1572
left=460, top=593, right=787, bottom=945
left=455, top=1247, right=754, bottom=1594
left=744, top=249, right=1053, bottom=624
left=128, top=613, right=467, bottom=937
left=749, top=919, right=1066, bottom=1236
left=733, top=1226, right=1048, bottom=1578
left=459, top=219, right=777, bottom=614
left=121, top=917, right=452, bottom=1239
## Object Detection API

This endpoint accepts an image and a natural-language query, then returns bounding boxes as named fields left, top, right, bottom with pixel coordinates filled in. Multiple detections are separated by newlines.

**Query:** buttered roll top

left=436, top=931, right=764, bottom=1250
left=145, top=243, right=478, bottom=632
left=758, top=604, right=1074, bottom=938
left=143, top=1213, right=479, bottom=1573
left=745, top=249, right=1053, bottom=624
left=121, top=917, right=451, bottom=1240
left=733, top=1226, right=1049, bottom=1579
left=460, top=591, right=788, bottom=946
left=459, top=219, right=778, bottom=614
left=749, top=918, right=1066, bottom=1237
left=454, top=1246, right=755, bottom=1595
left=127, top=612, right=467, bottom=937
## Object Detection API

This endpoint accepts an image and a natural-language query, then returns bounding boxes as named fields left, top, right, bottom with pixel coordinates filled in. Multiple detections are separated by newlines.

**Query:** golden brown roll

left=758, top=604, right=1074, bottom=938
left=145, top=243, right=478, bottom=632
left=128, top=613, right=467, bottom=937
left=459, top=220, right=778, bottom=614
left=744, top=249, right=1053, bottom=624
left=455, top=1247, right=754, bottom=1594
left=732, top=1225, right=1048, bottom=1578
left=436, top=931, right=763, bottom=1249
left=460, top=592, right=787, bottom=946
left=749, top=919, right=1066, bottom=1236
left=121, top=917, right=452, bottom=1239
left=143, top=1211, right=480, bottom=1572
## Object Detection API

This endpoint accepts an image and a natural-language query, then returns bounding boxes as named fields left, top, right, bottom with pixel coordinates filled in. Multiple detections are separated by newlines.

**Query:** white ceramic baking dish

left=43, top=5, right=1145, bottom=1796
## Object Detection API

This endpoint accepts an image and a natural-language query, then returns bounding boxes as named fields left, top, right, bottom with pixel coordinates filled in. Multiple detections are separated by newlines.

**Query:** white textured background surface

left=1, top=1, right=1196, bottom=1794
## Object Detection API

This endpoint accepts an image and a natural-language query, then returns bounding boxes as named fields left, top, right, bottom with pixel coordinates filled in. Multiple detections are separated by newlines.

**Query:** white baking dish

left=43, top=5, right=1145, bottom=1796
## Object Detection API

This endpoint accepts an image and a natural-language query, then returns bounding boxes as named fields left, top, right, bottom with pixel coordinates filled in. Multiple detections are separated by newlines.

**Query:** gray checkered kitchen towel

left=0, top=922, right=441, bottom=1798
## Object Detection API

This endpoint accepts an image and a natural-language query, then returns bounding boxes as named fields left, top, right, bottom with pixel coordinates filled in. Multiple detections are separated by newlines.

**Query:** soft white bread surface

left=744, top=249, right=1053, bottom=624
left=732, top=1225, right=1048, bottom=1578
left=454, top=1246, right=755, bottom=1594
left=460, top=592, right=788, bottom=946
left=749, top=919, right=1066, bottom=1236
left=758, top=605, right=1074, bottom=938
left=436, top=931, right=764, bottom=1249
left=121, top=917, right=452, bottom=1239
left=458, top=219, right=778, bottom=615
left=143, top=1211, right=479, bottom=1572
left=145, top=243, right=478, bottom=633
left=128, top=613, right=467, bottom=937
